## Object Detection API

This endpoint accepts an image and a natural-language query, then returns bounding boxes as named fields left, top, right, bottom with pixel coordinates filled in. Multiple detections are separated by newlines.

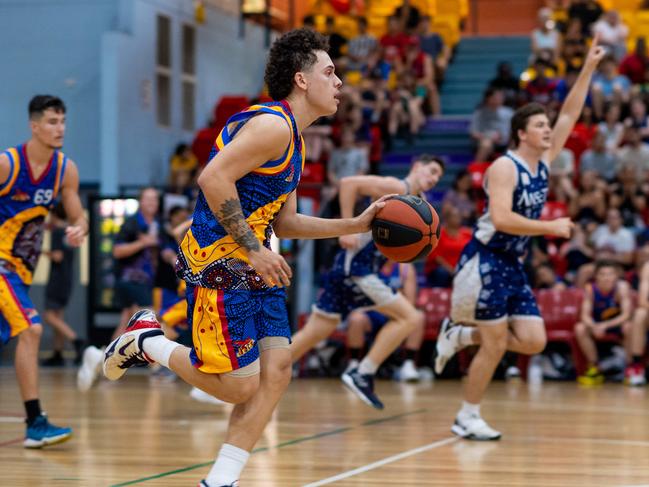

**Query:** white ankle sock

left=141, top=335, right=180, bottom=368
left=460, top=401, right=480, bottom=417
left=458, top=327, right=477, bottom=347
left=206, top=443, right=250, bottom=485
left=358, top=357, right=378, bottom=376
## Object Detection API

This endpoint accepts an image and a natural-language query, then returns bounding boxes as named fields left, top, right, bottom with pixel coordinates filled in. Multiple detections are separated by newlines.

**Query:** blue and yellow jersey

left=177, top=101, right=305, bottom=290
left=0, top=144, right=67, bottom=285
left=592, top=284, right=621, bottom=322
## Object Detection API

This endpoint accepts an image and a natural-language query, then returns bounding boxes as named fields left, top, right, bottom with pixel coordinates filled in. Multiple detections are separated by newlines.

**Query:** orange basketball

left=371, top=195, right=441, bottom=263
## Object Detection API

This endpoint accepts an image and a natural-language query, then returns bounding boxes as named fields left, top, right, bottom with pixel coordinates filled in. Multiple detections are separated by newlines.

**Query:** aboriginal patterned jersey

left=177, top=101, right=305, bottom=290
left=0, top=144, right=67, bottom=285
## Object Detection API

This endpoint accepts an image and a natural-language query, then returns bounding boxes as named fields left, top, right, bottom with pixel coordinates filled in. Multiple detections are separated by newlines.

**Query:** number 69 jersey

left=0, top=145, right=67, bottom=285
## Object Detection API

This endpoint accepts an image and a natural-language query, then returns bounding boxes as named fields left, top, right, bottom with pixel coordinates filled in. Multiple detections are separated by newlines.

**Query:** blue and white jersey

left=473, top=151, right=549, bottom=256
left=330, top=232, right=386, bottom=277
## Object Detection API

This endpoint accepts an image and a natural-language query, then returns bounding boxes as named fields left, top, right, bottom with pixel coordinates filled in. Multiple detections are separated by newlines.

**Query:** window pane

left=157, top=15, right=171, bottom=68
left=182, top=25, right=195, bottom=75
left=182, top=80, right=195, bottom=131
left=157, top=73, right=171, bottom=126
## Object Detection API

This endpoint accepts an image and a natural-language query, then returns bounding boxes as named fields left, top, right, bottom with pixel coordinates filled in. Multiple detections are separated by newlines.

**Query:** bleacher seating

left=299, top=286, right=634, bottom=378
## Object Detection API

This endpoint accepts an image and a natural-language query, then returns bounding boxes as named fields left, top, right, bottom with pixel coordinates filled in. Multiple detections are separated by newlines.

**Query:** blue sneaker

left=341, top=368, right=384, bottom=410
left=24, top=414, right=72, bottom=448
left=103, top=309, right=163, bottom=381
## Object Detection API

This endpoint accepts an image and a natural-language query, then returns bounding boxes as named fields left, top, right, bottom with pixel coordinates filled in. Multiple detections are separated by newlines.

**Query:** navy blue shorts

left=451, top=240, right=541, bottom=324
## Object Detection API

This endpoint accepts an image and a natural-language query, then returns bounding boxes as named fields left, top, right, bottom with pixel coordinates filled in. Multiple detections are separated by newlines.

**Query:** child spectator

left=575, top=260, right=633, bottom=385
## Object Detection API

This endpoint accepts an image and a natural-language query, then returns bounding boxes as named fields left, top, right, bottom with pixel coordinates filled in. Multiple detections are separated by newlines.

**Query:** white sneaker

left=103, top=309, right=163, bottom=381
left=399, top=359, right=421, bottom=382
left=451, top=412, right=501, bottom=441
left=189, top=387, right=227, bottom=405
left=344, top=359, right=360, bottom=375
left=505, top=366, right=521, bottom=381
left=434, top=318, right=462, bottom=375
left=77, top=346, right=104, bottom=392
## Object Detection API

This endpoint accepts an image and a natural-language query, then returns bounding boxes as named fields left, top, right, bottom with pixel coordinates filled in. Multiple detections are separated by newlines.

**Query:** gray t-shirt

left=469, top=106, right=514, bottom=144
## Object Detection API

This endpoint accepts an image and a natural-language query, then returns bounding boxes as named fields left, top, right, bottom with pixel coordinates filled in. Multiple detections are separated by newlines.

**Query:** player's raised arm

left=546, top=34, right=606, bottom=163
left=488, top=157, right=573, bottom=238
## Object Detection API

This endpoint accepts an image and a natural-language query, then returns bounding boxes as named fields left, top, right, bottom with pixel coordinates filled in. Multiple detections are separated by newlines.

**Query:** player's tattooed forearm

left=215, top=198, right=260, bottom=252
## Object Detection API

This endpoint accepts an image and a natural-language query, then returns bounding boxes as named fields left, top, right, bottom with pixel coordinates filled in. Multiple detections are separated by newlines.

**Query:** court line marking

left=302, top=436, right=459, bottom=486
left=0, top=415, right=25, bottom=423
left=0, top=437, right=23, bottom=448
left=109, top=408, right=428, bottom=487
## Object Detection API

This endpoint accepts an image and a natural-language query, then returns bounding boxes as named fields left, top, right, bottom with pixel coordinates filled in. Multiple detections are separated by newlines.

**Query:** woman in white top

left=531, top=7, right=561, bottom=63
left=593, top=10, right=629, bottom=61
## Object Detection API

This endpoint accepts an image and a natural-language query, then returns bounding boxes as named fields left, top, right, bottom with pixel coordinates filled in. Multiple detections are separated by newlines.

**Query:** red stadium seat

left=416, top=287, right=452, bottom=341
left=213, top=95, right=250, bottom=132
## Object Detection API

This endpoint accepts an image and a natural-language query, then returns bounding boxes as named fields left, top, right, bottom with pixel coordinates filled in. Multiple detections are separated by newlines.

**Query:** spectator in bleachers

left=531, top=7, right=562, bottom=64
left=533, top=262, right=567, bottom=290
left=575, top=260, right=633, bottom=385
left=592, top=208, right=636, bottom=267
left=388, top=72, right=425, bottom=142
left=302, top=15, right=316, bottom=30
left=608, top=164, right=646, bottom=228
left=628, top=258, right=649, bottom=385
left=347, top=17, right=379, bottom=72
left=401, top=36, right=440, bottom=116
left=619, top=38, right=648, bottom=86
left=549, top=146, right=578, bottom=209
left=568, top=0, right=604, bottom=38
left=561, top=221, right=597, bottom=284
left=591, top=56, right=631, bottom=118
left=394, top=0, right=421, bottom=34
left=488, top=61, right=521, bottom=108
left=424, top=205, right=472, bottom=288
left=597, top=102, right=625, bottom=151
left=615, top=124, right=649, bottom=179
left=112, top=187, right=161, bottom=340
left=624, top=97, right=649, bottom=140
left=380, top=15, right=411, bottom=67
left=572, top=105, right=598, bottom=147
left=560, top=19, right=588, bottom=74
left=579, top=131, right=618, bottom=181
left=592, top=10, right=629, bottom=62
left=554, top=68, right=581, bottom=103
left=170, top=143, right=198, bottom=175
left=442, top=170, right=477, bottom=225
left=325, top=17, right=348, bottom=62
left=327, top=124, right=369, bottom=189
left=417, top=16, right=451, bottom=83
left=303, top=117, right=334, bottom=164
left=525, top=57, right=559, bottom=105
left=570, top=170, right=608, bottom=220
left=469, top=87, right=514, bottom=162
left=633, top=63, right=649, bottom=103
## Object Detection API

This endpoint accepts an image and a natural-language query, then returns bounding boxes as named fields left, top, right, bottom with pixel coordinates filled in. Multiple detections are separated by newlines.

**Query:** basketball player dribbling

left=434, top=36, right=606, bottom=440
left=291, top=155, right=444, bottom=409
left=0, top=95, right=88, bottom=447
left=101, top=29, right=389, bottom=487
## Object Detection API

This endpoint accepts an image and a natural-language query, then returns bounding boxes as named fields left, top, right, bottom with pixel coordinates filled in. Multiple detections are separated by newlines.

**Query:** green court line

left=109, top=408, right=428, bottom=487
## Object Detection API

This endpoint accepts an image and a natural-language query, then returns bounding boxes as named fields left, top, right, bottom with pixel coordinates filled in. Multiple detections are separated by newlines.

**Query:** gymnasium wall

left=0, top=0, right=269, bottom=188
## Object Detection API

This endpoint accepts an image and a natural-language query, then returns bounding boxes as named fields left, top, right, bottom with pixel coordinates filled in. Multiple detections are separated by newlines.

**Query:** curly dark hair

left=264, top=28, right=329, bottom=101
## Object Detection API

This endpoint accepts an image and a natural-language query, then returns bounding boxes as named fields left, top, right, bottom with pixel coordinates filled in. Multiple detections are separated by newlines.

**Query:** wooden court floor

left=2, top=369, right=649, bottom=486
